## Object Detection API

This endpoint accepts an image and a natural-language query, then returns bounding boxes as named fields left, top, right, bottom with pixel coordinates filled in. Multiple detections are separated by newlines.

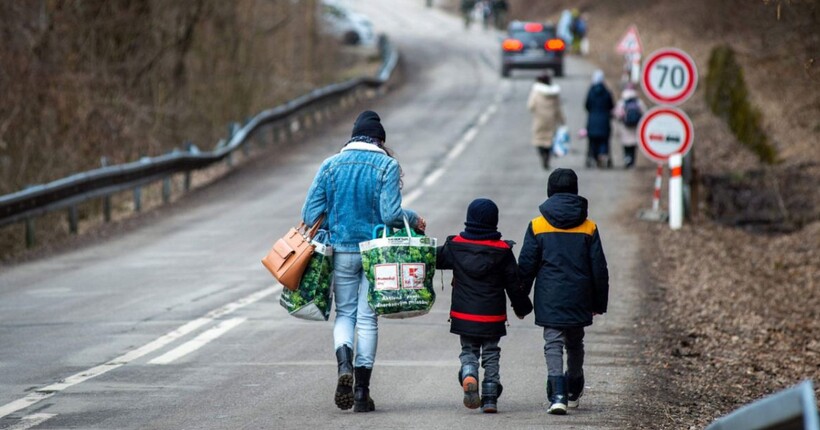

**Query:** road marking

left=149, top=317, right=247, bottom=365
left=5, top=413, right=56, bottom=430
left=0, top=288, right=274, bottom=419
left=405, top=98, right=500, bottom=206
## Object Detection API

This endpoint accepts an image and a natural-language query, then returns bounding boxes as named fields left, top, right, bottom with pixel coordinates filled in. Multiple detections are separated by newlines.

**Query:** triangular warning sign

left=616, top=25, right=643, bottom=54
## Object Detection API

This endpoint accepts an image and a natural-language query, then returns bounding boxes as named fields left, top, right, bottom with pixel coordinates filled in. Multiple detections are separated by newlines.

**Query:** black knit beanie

left=461, top=198, right=502, bottom=241
left=351, top=110, right=386, bottom=142
left=547, top=168, right=579, bottom=197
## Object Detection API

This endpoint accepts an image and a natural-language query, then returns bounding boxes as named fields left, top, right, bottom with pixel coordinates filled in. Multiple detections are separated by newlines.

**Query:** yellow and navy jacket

left=436, top=235, right=533, bottom=338
left=518, top=193, right=609, bottom=328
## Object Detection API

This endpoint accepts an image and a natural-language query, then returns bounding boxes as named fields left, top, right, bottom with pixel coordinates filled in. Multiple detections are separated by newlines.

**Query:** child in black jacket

left=436, top=198, right=533, bottom=413
left=518, top=168, right=609, bottom=415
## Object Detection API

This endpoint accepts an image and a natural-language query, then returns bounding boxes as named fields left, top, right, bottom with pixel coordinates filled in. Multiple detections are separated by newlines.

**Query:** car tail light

left=545, top=38, right=565, bottom=51
left=524, top=22, right=543, bottom=32
left=502, top=38, right=524, bottom=52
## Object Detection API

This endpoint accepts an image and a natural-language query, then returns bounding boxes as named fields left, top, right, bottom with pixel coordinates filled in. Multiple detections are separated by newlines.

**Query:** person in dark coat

left=436, top=198, right=533, bottom=414
left=584, top=70, right=615, bottom=168
left=517, top=168, right=609, bottom=415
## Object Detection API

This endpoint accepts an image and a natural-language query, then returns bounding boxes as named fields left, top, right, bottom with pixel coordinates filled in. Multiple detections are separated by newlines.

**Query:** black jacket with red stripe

left=518, top=193, right=609, bottom=328
left=436, top=235, right=534, bottom=338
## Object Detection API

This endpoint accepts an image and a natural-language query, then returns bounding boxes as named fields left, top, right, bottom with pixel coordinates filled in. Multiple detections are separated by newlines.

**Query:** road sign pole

left=652, top=163, right=663, bottom=212
left=669, top=154, right=683, bottom=230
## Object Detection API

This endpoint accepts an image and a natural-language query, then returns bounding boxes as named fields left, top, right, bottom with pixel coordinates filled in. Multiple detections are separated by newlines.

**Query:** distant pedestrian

left=527, top=73, right=565, bottom=170
left=302, top=110, right=427, bottom=413
left=556, top=9, right=574, bottom=45
left=491, top=0, right=508, bottom=30
left=436, top=198, right=533, bottom=414
left=613, top=86, right=646, bottom=168
left=518, top=168, right=609, bottom=415
left=460, top=0, right=476, bottom=29
left=584, top=70, right=615, bottom=168
left=569, top=9, right=587, bottom=55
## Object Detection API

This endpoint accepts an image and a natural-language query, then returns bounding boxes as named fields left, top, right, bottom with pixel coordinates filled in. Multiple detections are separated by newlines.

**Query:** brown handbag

left=262, top=215, right=325, bottom=291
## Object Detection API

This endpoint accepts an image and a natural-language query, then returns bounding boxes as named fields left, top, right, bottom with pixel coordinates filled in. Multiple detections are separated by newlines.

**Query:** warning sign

left=615, top=25, right=643, bottom=54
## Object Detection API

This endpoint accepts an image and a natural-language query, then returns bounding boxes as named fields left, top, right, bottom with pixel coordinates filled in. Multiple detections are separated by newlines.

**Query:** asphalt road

left=0, top=1, right=644, bottom=429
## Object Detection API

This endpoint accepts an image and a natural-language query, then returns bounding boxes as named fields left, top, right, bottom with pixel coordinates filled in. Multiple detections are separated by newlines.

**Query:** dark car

left=501, top=21, right=565, bottom=78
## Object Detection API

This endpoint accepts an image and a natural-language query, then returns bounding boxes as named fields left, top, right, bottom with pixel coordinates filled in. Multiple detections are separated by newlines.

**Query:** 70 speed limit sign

left=641, top=48, right=698, bottom=106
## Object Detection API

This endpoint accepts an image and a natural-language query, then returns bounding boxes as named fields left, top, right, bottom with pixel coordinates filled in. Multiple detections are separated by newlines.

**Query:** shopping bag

left=552, top=125, right=570, bottom=157
left=359, top=218, right=437, bottom=319
left=279, top=230, right=333, bottom=321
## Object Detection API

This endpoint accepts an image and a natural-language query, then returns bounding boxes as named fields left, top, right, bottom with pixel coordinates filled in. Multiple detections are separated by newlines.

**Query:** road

left=0, top=1, right=644, bottom=429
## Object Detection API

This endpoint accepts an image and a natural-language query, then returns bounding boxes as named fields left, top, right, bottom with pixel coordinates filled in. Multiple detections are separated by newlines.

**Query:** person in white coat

left=527, top=74, right=566, bottom=170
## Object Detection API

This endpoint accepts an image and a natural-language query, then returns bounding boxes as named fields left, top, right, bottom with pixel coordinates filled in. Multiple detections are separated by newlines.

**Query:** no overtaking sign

left=638, top=106, right=694, bottom=163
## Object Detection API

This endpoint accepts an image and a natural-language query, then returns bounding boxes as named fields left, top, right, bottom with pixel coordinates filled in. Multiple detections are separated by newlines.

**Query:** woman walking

left=301, top=110, right=426, bottom=412
left=584, top=70, right=614, bottom=168
left=527, top=73, right=565, bottom=170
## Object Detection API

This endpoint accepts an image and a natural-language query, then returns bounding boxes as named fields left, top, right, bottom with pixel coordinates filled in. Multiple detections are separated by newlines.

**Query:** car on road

left=501, top=21, right=565, bottom=78
left=321, top=1, right=376, bottom=47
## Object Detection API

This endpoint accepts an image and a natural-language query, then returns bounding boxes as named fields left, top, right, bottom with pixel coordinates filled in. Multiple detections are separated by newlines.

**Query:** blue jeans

left=333, top=252, right=378, bottom=368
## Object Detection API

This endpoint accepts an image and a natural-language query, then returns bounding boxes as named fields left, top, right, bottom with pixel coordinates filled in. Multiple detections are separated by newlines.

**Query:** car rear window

left=510, top=28, right=557, bottom=44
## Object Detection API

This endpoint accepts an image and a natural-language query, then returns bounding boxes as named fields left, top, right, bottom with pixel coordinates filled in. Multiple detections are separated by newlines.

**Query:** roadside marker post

left=669, top=154, right=683, bottom=230
left=652, top=164, right=663, bottom=213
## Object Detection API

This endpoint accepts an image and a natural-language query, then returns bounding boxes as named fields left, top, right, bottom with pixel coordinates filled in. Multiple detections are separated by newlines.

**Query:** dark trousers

left=588, top=136, right=610, bottom=157
left=536, top=147, right=552, bottom=170
left=459, top=335, right=501, bottom=384
left=543, top=327, right=585, bottom=378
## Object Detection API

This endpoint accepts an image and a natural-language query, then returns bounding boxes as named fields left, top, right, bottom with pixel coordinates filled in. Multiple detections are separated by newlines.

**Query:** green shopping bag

left=359, top=218, right=437, bottom=319
left=279, top=230, right=333, bottom=321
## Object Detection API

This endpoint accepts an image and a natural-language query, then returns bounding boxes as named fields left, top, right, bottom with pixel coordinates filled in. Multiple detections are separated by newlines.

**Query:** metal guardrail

left=705, top=380, right=819, bottom=430
left=0, top=35, right=399, bottom=243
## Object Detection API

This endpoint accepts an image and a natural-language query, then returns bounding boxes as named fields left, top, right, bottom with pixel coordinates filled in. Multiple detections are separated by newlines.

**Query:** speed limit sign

left=641, top=48, right=698, bottom=106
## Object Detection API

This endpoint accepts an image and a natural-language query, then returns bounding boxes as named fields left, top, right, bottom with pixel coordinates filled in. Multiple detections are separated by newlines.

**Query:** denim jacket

left=301, top=140, right=419, bottom=252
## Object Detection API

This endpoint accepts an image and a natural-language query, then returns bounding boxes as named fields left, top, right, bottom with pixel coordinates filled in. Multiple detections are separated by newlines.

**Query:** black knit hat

left=547, top=168, right=579, bottom=197
left=461, top=198, right=502, bottom=241
left=351, top=110, right=386, bottom=142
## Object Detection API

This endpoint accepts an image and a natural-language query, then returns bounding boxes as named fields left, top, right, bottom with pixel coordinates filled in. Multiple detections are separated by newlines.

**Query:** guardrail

left=705, top=380, right=818, bottom=430
left=0, top=35, right=399, bottom=247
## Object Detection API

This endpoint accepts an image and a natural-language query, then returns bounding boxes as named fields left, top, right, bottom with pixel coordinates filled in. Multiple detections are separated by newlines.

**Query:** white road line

left=405, top=99, right=500, bottom=207
left=149, top=317, right=247, bottom=365
left=0, top=288, right=274, bottom=419
left=5, top=413, right=56, bottom=430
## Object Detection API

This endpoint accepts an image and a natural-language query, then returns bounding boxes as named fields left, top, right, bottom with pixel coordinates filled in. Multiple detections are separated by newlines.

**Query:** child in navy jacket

left=436, top=198, right=533, bottom=413
left=518, top=168, right=609, bottom=415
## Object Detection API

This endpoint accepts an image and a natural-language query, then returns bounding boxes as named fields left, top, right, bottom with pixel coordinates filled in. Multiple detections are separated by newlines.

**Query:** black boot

left=459, top=364, right=480, bottom=409
left=480, top=382, right=502, bottom=413
left=353, top=366, right=375, bottom=412
left=334, top=346, right=354, bottom=410
left=566, top=372, right=584, bottom=409
left=547, top=375, right=568, bottom=415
